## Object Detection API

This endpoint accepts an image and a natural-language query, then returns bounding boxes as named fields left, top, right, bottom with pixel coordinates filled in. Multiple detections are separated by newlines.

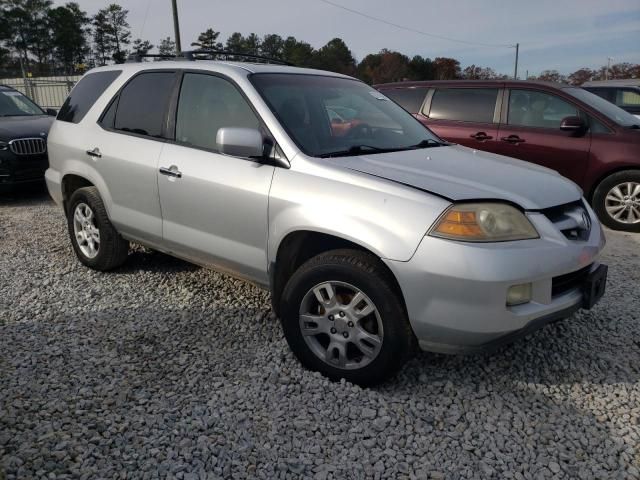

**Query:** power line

left=315, top=0, right=515, bottom=49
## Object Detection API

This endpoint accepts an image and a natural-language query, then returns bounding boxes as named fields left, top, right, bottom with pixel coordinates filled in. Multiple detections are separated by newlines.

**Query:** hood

left=334, top=144, right=582, bottom=210
left=0, top=115, right=54, bottom=141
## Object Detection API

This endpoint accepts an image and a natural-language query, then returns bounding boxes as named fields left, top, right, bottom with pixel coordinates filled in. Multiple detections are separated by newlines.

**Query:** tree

left=432, top=57, right=461, bottom=80
left=462, top=65, right=503, bottom=80
left=260, top=34, right=284, bottom=59
left=357, top=49, right=409, bottom=84
left=225, top=32, right=245, bottom=52
left=132, top=38, right=153, bottom=59
left=407, top=55, right=434, bottom=80
left=48, top=2, right=90, bottom=72
left=313, top=38, right=356, bottom=75
left=535, top=69, right=567, bottom=83
left=282, top=36, right=314, bottom=67
left=157, top=37, right=176, bottom=57
left=191, top=28, right=222, bottom=50
left=92, top=10, right=112, bottom=65
left=94, top=4, right=131, bottom=64
left=567, top=68, right=595, bottom=85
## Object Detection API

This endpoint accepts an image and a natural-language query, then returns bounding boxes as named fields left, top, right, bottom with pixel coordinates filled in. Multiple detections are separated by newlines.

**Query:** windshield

left=250, top=73, right=442, bottom=157
left=0, top=88, right=45, bottom=117
left=565, top=87, right=638, bottom=127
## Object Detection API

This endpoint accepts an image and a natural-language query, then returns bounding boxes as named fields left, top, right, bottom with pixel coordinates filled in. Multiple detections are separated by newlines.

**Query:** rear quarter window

left=380, top=87, right=428, bottom=113
left=57, top=70, right=122, bottom=123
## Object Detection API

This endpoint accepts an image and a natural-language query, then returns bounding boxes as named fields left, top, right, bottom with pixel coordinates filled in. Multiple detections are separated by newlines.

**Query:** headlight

left=429, top=202, right=539, bottom=242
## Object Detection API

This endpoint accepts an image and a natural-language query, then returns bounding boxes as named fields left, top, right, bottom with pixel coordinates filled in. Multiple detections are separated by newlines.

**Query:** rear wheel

left=67, top=187, right=129, bottom=270
left=593, top=170, right=640, bottom=232
left=279, top=249, right=415, bottom=386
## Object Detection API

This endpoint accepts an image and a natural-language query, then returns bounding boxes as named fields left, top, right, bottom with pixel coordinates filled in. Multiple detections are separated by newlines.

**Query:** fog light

left=507, top=283, right=532, bottom=306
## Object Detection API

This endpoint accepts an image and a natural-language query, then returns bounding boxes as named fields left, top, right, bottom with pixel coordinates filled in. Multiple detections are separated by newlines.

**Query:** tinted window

left=114, top=72, right=176, bottom=138
left=175, top=73, right=261, bottom=151
left=429, top=88, right=498, bottom=123
left=508, top=90, right=578, bottom=128
left=58, top=70, right=121, bottom=123
left=381, top=87, right=428, bottom=113
left=584, top=88, right=614, bottom=102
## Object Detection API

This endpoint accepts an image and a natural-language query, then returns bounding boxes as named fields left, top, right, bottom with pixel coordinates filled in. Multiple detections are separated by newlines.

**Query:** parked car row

left=375, top=80, right=640, bottom=232
left=43, top=58, right=607, bottom=384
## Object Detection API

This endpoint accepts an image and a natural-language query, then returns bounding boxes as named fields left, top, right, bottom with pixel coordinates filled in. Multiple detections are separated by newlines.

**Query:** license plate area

left=582, top=264, right=607, bottom=309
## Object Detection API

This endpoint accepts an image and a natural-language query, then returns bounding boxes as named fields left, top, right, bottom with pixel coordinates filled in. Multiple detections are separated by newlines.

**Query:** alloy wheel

left=72, top=202, right=100, bottom=258
left=299, top=281, right=384, bottom=370
left=604, top=182, right=640, bottom=224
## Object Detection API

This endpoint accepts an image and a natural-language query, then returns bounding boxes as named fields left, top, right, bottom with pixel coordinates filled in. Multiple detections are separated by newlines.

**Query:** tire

left=67, top=187, right=129, bottom=270
left=279, top=249, right=415, bottom=386
left=592, top=170, right=640, bottom=232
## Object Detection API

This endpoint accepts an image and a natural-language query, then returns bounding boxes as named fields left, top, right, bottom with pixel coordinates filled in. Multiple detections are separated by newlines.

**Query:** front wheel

left=593, top=170, right=640, bottom=232
left=279, top=249, right=415, bottom=386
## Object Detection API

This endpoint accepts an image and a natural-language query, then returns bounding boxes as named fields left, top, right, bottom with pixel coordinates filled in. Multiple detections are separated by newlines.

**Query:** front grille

left=9, top=138, right=47, bottom=156
left=542, top=200, right=591, bottom=241
left=552, top=264, right=591, bottom=297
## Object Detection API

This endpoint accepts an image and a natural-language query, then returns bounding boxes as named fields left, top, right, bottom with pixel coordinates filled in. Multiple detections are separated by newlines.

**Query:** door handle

left=86, top=147, right=102, bottom=158
left=470, top=132, right=493, bottom=141
left=500, top=135, right=526, bottom=144
left=159, top=165, right=182, bottom=178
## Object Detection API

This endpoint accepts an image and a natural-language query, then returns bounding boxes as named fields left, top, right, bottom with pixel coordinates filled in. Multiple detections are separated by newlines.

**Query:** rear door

left=419, top=87, right=502, bottom=152
left=496, top=88, right=591, bottom=186
left=156, top=72, right=275, bottom=284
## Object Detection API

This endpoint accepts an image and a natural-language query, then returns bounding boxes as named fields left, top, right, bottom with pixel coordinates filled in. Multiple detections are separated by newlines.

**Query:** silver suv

left=46, top=58, right=607, bottom=385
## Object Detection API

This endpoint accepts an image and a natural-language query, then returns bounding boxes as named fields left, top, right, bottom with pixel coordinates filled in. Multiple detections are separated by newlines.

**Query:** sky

left=53, top=0, right=640, bottom=76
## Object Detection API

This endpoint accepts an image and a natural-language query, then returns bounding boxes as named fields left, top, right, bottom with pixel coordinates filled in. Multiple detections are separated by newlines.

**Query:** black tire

left=592, top=170, right=640, bottom=232
left=279, top=249, right=415, bottom=386
left=67, top=186, right=129, bottom=270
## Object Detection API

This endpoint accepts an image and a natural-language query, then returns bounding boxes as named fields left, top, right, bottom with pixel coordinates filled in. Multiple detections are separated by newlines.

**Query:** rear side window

left=429, top=88, right=498, bottom=123
left=58, top=70, right=121, bottom=123
left=381, top=87, right=428, bottom=113
left=113, top=72, right=176, bottom=138
left=615, top=89, right=640, bottom=108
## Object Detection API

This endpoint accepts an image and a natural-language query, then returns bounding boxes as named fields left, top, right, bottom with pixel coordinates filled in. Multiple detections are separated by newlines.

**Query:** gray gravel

left=1, top=190, right=639, bottom=480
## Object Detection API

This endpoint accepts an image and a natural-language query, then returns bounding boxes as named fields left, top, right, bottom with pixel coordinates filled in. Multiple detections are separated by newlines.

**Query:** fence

left=0, top=75, right=81, bottom=109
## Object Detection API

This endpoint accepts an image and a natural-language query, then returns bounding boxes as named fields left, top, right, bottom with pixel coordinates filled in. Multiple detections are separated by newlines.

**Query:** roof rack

left=125, top=50, right=293, bottom=66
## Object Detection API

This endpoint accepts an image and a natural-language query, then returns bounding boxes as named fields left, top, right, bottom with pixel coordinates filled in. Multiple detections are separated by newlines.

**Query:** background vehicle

left=582, top=80, right=640, bottom=118
left=0, top=85, right=56, bottom=192
left=375, top=80, right=640, bottom=231
left=46, top=58, right=606, bottom=385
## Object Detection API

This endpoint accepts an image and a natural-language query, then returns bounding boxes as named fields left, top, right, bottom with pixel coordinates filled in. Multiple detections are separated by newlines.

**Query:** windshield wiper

left=405, top=139, right=448, bottom=149
left=319, top=144, right=399, bottom=158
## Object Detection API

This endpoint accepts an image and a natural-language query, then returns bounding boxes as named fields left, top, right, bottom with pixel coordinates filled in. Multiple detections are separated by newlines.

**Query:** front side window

left=175, top=73, right=261, bottom=151
left=507, top=89, right=578, bottom=129
left=113, top=72, right=176, bottom=138
left=381, top=87, right=428, bottom=113
left=429, top=88, right=499, bottom=123
left=251, top=74, right=440, bottom=157
left=0, top=88, right=44, bottom=116
left=58, top=70, right=121, bottom=123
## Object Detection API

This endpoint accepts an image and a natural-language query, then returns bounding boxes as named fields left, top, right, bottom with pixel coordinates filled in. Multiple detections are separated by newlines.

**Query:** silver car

left=45, top=58, right=608, bottom=385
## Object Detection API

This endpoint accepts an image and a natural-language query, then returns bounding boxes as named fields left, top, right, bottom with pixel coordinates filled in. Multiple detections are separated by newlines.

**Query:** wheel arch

left=587, top=165, right=640, bottom=202
left=269, top=229, right=407, bottom=318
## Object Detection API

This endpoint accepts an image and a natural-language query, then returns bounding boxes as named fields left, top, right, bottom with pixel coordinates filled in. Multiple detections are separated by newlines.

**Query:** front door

left=419, top=87, right=502, bottom=153
left=157, top=72, right=275, bottom=284
left=496, top=88, right=591, bottom=186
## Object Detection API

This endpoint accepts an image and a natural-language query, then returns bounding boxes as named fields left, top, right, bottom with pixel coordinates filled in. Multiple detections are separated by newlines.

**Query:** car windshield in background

left=250, top=74, right=441, bottom=157
left=0, top=88, right=44, bottom=116
left=566, top=87, right=639, bottom=127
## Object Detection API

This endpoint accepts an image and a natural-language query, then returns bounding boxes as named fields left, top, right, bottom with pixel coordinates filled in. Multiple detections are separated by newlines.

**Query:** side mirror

left=46, top=108, right=57, bottom=116
left=216, top=127, right=264, bottom=158
left=559, top=116, right=585, bottom=132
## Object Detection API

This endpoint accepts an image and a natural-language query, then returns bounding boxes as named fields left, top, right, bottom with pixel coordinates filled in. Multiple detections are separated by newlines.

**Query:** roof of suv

left=374, top=79, right=574, bottom=90
left=91, top=60, right=351, bottom=79
left=582, top=79, right=640, bottom=87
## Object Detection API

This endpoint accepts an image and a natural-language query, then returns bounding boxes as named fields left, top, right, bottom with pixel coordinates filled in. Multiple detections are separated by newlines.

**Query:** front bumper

left=0, top=150, right=48, bottom=192
left=385, top=204, right=607, bottom=354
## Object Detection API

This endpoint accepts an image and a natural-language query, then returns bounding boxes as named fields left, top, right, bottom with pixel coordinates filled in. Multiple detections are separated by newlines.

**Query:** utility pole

left=513, top=43, right=519, bottom=80
left=171, top=0, right=182, bottom=54
left=605, top=57, right=613, bottom=80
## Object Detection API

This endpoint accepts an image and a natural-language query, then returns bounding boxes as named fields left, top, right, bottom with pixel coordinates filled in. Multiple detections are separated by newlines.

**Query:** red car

left=375, top=80, right=640, bottom=232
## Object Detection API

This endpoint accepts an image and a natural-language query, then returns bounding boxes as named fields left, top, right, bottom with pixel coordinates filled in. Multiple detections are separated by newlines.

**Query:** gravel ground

left=1, top=190, right=639, bottom=480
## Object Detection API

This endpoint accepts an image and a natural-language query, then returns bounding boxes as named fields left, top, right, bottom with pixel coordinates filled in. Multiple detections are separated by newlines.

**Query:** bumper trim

left=418, top=302, right=582, bottom=355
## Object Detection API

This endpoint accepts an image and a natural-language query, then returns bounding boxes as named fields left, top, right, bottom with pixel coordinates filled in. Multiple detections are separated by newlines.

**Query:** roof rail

left=181, top=49, right=293, bottom=66
left=126, top=53, right=181, bottom=63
